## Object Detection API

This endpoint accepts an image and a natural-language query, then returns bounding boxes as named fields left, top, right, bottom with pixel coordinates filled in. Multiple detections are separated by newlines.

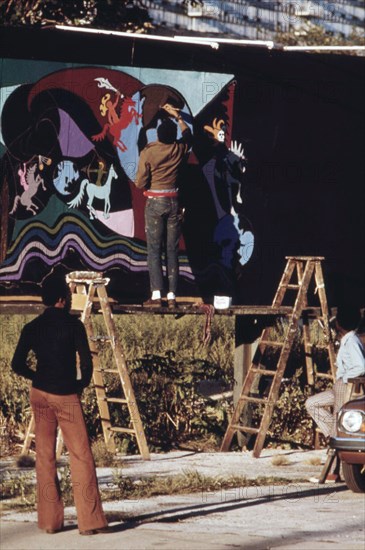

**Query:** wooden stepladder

left=220, top=256, right=336, bottom=458
left=67, top=271, right=150, bottom=460
left=22, top=271, right=150, bottom=460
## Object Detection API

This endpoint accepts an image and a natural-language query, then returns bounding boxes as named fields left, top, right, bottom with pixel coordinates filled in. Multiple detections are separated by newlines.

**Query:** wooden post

left=233, top=316, right=259, bottom=448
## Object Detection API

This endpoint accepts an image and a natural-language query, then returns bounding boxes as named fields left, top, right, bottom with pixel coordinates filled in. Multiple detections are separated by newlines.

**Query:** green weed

left=92, top=437, right=118, bottom=467
left=1, top=471, right=35, bottom=505
left=58, top=464, right=73, bottom=506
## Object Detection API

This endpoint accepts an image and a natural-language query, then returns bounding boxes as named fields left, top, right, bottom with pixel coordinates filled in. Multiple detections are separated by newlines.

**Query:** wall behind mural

left=0, top=27, right=364, bottom=308
left=0, top=59, right=253, bottom=302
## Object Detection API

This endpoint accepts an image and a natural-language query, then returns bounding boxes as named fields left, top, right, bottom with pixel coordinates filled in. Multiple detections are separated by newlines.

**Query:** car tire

left=342, top=462, right=365, bottom=493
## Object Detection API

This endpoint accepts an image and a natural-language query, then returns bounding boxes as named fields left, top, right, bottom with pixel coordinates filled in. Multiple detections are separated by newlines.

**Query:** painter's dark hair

left=41, top=276, right=70, bottom=306
left=157, top=118, right=177, bottom=144
left=336, top=306, right=362, bottom=332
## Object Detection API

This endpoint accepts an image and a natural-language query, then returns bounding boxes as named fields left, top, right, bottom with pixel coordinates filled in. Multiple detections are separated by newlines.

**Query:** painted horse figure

left=10, top=163, right=46, bottom=215
left=68, top=164, right=118, bottom=220
left=92, top=93, right=142, bottom=152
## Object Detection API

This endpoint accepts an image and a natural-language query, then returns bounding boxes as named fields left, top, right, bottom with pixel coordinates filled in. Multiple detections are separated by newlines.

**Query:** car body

left=330, top=394, right=365, bottom=493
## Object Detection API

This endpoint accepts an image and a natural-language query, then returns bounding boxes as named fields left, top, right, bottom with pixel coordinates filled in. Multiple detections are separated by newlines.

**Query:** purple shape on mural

left=58, top=109, right=94, bottom=157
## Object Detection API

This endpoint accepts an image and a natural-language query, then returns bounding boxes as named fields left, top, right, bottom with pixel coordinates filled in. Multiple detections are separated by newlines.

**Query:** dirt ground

left=1, top=449, right=365, bottom=550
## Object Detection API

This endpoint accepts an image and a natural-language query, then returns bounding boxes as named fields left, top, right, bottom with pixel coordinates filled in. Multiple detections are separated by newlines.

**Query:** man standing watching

left=135, top=103, right=192, bottom=308
left=11, top=276, right=108, bottom=536
left=306, top=306, right=365, bottom=441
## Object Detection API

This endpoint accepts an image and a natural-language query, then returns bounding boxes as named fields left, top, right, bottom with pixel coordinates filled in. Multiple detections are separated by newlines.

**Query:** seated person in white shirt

left=305, top=306, right=365, bottom=440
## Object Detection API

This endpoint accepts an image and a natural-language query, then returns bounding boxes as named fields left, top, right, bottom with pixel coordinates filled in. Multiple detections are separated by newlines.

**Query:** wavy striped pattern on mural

left=0, top=216, right=194, bottom=281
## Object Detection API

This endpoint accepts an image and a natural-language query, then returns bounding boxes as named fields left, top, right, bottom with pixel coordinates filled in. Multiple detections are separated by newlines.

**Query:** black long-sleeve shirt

left=11, top=307, right=93, bottom=395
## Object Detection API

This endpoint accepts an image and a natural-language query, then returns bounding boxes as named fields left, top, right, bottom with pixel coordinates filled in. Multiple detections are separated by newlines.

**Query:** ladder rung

left=104, top=397, right=128, bottom=404
left=240, top=395, right=268, bottom=405
left=286, top=284, right=301, bottom=289
left=250, top=368, right=276, bottom=377
left=95, top=368, right=119, bottom=374
left=259, top=340, right=284, bottom=347
left=230, top=425, right=260, bottom=434
left=109, top=426, right=136, bottom=435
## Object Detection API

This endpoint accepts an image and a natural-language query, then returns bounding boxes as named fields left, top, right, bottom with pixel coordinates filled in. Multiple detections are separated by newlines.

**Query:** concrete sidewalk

left=2, top=449, right=364, bottom=550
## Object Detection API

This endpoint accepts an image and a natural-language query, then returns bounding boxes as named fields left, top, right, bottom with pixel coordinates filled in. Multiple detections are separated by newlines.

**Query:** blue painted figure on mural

left=203, top=119, right=254, bottom=270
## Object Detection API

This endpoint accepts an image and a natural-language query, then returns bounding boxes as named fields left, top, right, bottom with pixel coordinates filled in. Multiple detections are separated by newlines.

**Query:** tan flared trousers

left=30, top=387, right=107, bottom=532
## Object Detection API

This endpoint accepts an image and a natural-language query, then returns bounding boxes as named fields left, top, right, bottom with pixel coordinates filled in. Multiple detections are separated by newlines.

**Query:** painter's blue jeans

left=145, top=197, right=182, bottom=294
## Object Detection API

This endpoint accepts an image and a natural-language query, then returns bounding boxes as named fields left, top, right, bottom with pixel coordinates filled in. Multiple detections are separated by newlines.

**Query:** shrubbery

left=80, top=314, right=234, bottom=453
left=1, top=313, right=331, bottom=456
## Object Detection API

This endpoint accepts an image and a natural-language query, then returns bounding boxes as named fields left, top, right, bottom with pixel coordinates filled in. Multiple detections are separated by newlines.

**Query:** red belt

left=144, top=190, right=178, bottom=198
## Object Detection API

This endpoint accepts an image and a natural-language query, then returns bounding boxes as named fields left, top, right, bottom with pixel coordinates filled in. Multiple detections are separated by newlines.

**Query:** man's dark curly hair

left=41, top=276, right=70, bottom=306
left=157, top=118, right=177, bottom=144
left=336, top=306, right=362, bottom=332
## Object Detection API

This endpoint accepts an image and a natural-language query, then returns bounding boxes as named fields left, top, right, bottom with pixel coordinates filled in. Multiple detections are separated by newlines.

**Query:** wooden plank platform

left=113, top=304, right=293, bottom=316
left=0, top=295, right=293, bottom=316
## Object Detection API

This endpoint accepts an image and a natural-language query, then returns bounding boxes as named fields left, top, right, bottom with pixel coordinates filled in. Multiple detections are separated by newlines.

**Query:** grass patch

left=1, top=471, right=35, bottom=508
left=1, top=466, right=311, bottom=513
left=106, top=468, right=306, bottom=501
left=92, top=438, right=118, bottom=467
left=271, top=455, right=292, bottom=467
left=305, top=457, right=322, bottom=466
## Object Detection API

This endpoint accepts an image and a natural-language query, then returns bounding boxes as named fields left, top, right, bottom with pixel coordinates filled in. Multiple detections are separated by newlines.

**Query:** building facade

left=144, top=1, right=365, bottom=40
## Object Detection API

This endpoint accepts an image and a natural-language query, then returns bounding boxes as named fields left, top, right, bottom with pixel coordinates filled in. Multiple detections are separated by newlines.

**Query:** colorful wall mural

left=0, top=60, right=253, bottom=302
left=1, top=27, right=364, bottom=308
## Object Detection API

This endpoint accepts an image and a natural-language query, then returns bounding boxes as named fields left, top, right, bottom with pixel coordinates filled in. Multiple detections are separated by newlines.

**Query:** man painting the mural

left=11, top=277, right=109, bottom=536
left=305, top=306, right=365, bottom=447
left=135, top=103, right=192, bottom=308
